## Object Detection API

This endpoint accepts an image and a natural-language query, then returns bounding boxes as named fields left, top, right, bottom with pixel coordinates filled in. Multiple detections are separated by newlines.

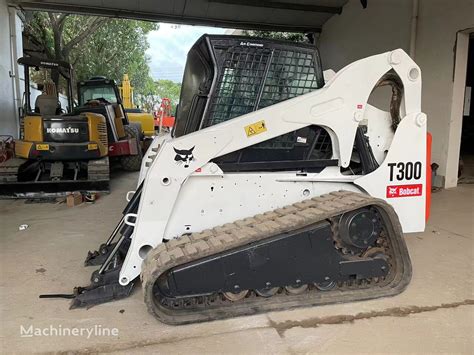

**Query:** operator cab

left=75, top=78, right=129, bottom=142
left=78, top=77, right=121, bottom=105
left=174, top=35, right=332, bottom=172
left=18, top=56, right=74, bottom=117
left=175, top=35, right=378, bottom=175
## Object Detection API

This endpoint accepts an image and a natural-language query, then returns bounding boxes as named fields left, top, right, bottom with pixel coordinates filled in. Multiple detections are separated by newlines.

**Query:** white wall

left=0, top=0, right=21, bottom=137
left=319, top=0, right=412, bottom=71
left=319, top=0, right=474, bottom=188
left=415, top=1, right=473, bottom=187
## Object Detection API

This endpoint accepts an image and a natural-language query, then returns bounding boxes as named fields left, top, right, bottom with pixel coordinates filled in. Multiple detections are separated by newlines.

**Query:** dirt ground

left=0, top=172, right=473, bottom=354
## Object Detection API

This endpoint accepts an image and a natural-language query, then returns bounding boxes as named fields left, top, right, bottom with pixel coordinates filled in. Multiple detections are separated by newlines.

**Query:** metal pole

left=98, top=232, right=127, bottom=275
left=104, top=217, right=125, bottom=246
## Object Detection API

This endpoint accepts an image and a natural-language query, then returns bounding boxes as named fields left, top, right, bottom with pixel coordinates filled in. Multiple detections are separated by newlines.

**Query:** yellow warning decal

left=244, top=120, right=267, bottom=137
left=36, top=144, right=49, bottom=151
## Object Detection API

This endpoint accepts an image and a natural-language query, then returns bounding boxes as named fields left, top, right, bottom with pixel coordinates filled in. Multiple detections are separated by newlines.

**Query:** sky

left=146, top=23, right=228, bottom=83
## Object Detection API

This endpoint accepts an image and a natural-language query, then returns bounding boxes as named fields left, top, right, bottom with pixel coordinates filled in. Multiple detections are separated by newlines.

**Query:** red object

left=108, top=138, right=138, bottom=157
left=425, top=133, right=432, bottom=221
left=357, top=104, right=363, bottom=109
left=154, top=98, right=175, bottom=128
left=0, top=135, right=14, bottom=163
left=386, top=184, right=423, bottom=198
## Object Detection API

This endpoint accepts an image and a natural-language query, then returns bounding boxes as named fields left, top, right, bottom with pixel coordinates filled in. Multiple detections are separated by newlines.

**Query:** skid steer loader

left=43, top=35, right=430, bottom=325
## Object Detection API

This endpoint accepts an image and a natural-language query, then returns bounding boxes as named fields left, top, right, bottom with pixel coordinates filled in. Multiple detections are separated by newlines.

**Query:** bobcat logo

left=388, top=186, right=398, bottom=197
left=174, top=147, right=195, bottom=168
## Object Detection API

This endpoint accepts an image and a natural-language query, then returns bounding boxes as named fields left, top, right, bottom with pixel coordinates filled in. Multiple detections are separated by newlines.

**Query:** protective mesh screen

left=258, top=50, right=319, bottom=109
left=204, top=46, right=320, bottom=128
left=204, top=42, right=328, bottom=151
left=205, top=47, right=272, bottom=126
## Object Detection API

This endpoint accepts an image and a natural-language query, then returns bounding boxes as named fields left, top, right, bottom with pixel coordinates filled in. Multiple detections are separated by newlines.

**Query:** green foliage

left=70, top=18, right=158, bottom=96
left=23, top=12, right=158, bottom=103
left=242, top=30, right=309, bottom=43
left=155, top=80, right=181, bottom=103
left=136, top=79, right=181, bottom=112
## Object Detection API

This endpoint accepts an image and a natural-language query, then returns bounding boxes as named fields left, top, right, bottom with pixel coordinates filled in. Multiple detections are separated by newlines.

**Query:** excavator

left=43, top=35, right=429, bottom=325
left=118, top=74, right=156, bottom=137
left=0, top=57, right=145, bottom=197
left=118, top=73, right=175, bottom=134
left=0, top=57, right=110, bottom=196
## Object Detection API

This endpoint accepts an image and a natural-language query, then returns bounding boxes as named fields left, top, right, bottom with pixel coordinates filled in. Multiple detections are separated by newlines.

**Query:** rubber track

left=141, top=191, right=412, bottom=325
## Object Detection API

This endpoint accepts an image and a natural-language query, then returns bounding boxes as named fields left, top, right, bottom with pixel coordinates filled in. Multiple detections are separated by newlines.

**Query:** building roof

left=10, top=0, right=349, bottom=33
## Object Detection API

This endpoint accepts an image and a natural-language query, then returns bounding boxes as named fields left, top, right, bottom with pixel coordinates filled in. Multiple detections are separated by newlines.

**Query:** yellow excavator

left=118, top=74, right=155, bottom=137
left=0, top=57, right=143, bottom=197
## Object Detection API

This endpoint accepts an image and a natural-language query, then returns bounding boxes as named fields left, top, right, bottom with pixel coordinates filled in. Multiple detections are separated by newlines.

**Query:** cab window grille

left=258, top=50, right=319, bottom=110
left=204, top=46, right=321, bottom=129
left=203, top=44, right=322, bottom=150
left=204, top=47, right=271, bottom=127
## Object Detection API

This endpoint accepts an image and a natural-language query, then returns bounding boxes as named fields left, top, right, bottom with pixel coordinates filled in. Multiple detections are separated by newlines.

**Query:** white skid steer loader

left=41, top=35, right=430, bottom=325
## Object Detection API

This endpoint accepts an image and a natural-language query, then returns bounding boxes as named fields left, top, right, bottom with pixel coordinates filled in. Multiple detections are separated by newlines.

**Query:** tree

left=23, top=12, right=158, bottom=100
left=23, top=12, right=109, bottom=88
left=155, top=80, right=182, bottom=104
left=136, top=79, right=181, bottom=113
left=242, top=30, right=309, bottom=43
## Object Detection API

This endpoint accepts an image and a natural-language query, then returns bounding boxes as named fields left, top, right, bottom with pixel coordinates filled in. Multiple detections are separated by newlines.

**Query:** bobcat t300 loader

left=46, top=35, right=429, bottom=325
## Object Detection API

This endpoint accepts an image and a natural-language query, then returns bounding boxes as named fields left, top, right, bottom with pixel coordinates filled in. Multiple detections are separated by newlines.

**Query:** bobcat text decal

left=173, top=147, right=195, bottom=168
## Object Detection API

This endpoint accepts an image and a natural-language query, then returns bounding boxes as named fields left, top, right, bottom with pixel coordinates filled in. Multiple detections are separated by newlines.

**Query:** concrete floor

left=0, top=172, right=473, bottom=354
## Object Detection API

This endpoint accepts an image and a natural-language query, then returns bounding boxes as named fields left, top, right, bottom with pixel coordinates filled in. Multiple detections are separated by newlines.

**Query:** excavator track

left=0, top=158, right=23, bottom=183
left=141, top=190, right=412, bottom=325
left=0, top=157, right=110, bottom=198
left=87, top=156, right=110, bottom=182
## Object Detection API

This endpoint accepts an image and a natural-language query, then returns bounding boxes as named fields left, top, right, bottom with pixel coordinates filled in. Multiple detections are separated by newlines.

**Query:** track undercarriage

left=137, top=190, right=411, bottom=324
left=60, top=190, right=411, bottom=324
left=0, top=157, right=110, bottom=198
